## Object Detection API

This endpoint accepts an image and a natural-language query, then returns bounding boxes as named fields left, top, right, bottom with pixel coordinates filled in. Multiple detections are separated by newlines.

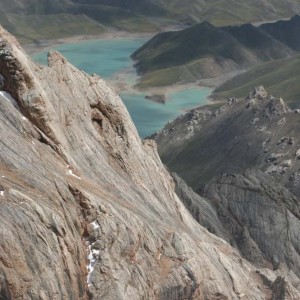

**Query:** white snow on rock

left=91, top=220, right=100, bottom=230
left=86, top=221, right=101, bottom=286
left=66, top=168, right=81, bottom=180
left=0, top=91, right=19, bottom=109
left=87, top=243, right=100, bottom=286
left=0, top=191, right=4, bottom=196
left=87, top=244, right=96, bottom=285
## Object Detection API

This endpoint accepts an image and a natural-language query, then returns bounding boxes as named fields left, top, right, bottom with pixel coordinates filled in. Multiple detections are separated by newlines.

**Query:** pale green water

left=33, top=38, right=211, bottom=137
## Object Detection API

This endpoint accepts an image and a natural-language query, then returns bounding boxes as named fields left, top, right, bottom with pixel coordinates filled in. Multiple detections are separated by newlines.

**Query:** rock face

left=2, top=28, right=298, bottom=299
left=154, top=86, right=300, bottom=293
left=203, top=170, right=300, bottom=274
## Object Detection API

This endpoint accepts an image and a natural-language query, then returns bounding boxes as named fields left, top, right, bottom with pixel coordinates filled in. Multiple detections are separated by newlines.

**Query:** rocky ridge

left=154, top=86, right=300, bottom=294
left=154, top=86, right=300, bottom=196
left=1, top=28, right=298, bottom=299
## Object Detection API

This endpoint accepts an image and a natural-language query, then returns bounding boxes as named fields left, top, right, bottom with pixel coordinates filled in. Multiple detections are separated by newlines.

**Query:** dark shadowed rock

left=154, top=86, right=300, bottom=196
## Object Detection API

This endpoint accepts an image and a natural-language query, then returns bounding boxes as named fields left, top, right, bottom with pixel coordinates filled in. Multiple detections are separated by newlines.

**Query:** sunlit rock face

left=0, top=27, right=299, bottom=300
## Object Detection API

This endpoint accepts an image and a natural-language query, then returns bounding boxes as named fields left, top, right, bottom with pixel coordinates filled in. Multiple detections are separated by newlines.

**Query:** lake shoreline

left=25, top=30, right=221, bottom=106
left=23, top=31, right=156, bottom=55
left=31, top=36, right=213, bottom=137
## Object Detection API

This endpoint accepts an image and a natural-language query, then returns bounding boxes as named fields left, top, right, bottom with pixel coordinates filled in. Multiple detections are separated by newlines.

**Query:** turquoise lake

left=33, top=38, right=211, bottom=137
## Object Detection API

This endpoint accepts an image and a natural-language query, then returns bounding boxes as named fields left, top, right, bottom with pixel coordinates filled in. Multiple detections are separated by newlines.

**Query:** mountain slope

left=1, top=27, right=296, bottom=299
left=213, top=55, right=300, bottom=107
left=154, top=86, right=300, bottom=281
left=260, top=14, right=300, bottom=51
left=0, top=0, right=159, bottom=43
left=154, top=87, right=300, bottom=195
left=131, top=19, right=297, bottom=88
left=153, top=0, right=300, bottom=26
left=2, top=0, right=300, bottom=44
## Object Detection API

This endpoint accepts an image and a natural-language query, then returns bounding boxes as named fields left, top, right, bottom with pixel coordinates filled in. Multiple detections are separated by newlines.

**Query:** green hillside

left=154, top=0, right=300, bottom=26
left=0, top=0, right=160, bottom=43
left=1, top=0, right=300, bottom=44
left=213, top=55, right=300, bottom=108
left=131, top=20, right=296, bottom=88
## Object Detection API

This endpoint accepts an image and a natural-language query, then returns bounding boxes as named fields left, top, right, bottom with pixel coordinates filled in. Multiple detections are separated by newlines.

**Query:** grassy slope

left=132, top=19, right=298, bottom=89
left=213, top=55, right=300, bottom=107
left=0, top=1, right=160, bottom=43
left=5, top=13, right=106, bottom=43
left=155, top=0, right=300, bottom=25
left=1, top=0, right=300, bottom=43
left=132, top=22, right=262, bottom=73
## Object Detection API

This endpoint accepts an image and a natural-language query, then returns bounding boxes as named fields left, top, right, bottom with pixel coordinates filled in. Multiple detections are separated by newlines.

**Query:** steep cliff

left=1, top=28, right=298, bottom=299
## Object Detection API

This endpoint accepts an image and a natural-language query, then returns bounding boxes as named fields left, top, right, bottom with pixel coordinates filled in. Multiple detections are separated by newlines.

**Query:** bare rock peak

left=247, top=85, right=268, bottom=100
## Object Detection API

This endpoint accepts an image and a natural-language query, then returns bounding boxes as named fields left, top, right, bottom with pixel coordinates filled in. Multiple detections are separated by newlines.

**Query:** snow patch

left=0, top=91, right=19, bottom=109
left=87, top=244, right=96, bottom=285
left=87, top=242, right=100, bottom=286
left=92, top=249, right=100, bottom=256
left=0, top=191, right=4, bottom=196
left=66, top=169, right=81, bottom=180
left=86, top=221, right=101, bottom=286
left=91, top=220, right=100, bottom=230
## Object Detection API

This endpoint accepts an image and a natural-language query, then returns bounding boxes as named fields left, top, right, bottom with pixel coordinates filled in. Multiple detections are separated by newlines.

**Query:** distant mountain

left=260, top=14, right=300, bottom=51
left=132, top=18, right=299, bottom=88
left=152, top=0, right=300, bottom=26
left=0, top=0, right=160, bottom=43
left=1, top=0, right=300, bottom=44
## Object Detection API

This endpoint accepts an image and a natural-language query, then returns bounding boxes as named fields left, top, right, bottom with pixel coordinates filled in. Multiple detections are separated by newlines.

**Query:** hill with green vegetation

left=152, top=0, right=300, bottom=26
left=131, top=18, right=299, bottom=88
left=1, top=0, right=300, bottom=44
left=213, top=55, right=300, bottom=108
left=0, top=0, right=160, bottom=44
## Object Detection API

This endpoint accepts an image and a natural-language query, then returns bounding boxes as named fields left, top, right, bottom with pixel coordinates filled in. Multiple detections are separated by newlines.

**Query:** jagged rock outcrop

left=154, top=86, right=300, bottom=292
left=154, top=86, right=300, bottom=196
left=1, top=28, right=297, bottom=299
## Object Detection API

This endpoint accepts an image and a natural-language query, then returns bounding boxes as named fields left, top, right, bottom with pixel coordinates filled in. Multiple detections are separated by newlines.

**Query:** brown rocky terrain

left=0, top=28, right=299, bottom=299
